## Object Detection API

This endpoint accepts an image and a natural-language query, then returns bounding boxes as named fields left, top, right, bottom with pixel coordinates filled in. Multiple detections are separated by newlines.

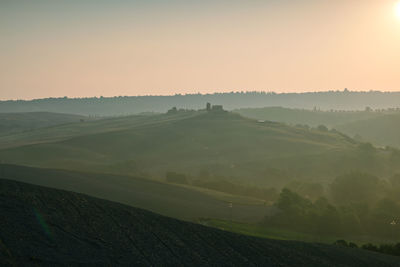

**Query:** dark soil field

left=1, top=179, right=399, bottom=266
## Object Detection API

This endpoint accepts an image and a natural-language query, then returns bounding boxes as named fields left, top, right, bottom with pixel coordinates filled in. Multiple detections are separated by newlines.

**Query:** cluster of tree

left=266, top=172, right=400, bottom=239
left=284, top=180, right=324, bottom=201
left=334, top=240, right=400, bottom=257
left=236, top=106, right=400, bottom=129
left=166, top=107, right=196, bottom=114
left=361, top=243, right=400, bottom=257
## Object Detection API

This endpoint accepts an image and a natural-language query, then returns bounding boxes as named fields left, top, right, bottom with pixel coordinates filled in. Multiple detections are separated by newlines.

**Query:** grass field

left=0, top=164, right=270, bottom=222
left=336, top=113, right=400, bottom=148
left=2, top=111, right=397, bottom=189
left=235, top=107, right=386, bottom=127
left=235, top=107, right=400, bottom=149
left=0, top=112, right=88, bottom=136
left=203, top=219, right=326, bottom=242
left=204, top=219, right=399, bottom=246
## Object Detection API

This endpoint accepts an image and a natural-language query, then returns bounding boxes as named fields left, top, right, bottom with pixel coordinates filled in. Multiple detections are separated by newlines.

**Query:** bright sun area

left=395, top=1, right=400, bottom=18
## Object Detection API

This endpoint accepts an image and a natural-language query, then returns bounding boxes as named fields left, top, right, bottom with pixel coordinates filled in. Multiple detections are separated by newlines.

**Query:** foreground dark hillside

left=1, top=179, right=399, bottom=266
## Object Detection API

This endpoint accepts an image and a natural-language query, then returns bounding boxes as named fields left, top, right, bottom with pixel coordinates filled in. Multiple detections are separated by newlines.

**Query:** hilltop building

left=211, top=105, right=223, bottom=111
left=206, top=103, right=224, bottom=112
left=206, top=102, right=211, bottom=111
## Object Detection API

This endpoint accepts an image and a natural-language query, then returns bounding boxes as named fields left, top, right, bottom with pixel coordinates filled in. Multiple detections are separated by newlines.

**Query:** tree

left=285, top=181, right=324, bottom=200
left=167, top=107, right=178, bottom=114
left=310, top=197, right=342, bottom=235
left=330, top=172, right=382, bottom=206
left=317, top=125, right=328, bottom=132
left=369, top=198, right=400, bottom=238
left=272, top=188, right=313, bottom=230
left=357, top=142, right=376, bottom=153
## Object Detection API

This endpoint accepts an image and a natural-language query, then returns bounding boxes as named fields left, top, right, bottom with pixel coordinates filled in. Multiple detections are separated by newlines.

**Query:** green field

left=0, top=164, right=269, bottom=222
left=235, top=106, right=400, bottom=149
left=336, top=113, right=400, bottom=148
left=235, top=107, right=386, bottom=127
left=204, top=219, right=398, bottom=246
left=0, top=112, right=88, bottom=136
left=1, top=111, right=400, bottom=247
left=1, top=110, right=399, bottom=189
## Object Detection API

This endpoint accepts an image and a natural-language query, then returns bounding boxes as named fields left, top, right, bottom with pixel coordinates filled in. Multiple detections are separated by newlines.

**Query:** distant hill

left=0, top=112, right=87, bottom=136
left=0, top=111, right=399, bottom=187
left=235, top=107, right=400, bottom=149
left=0, top=164, right=268, bottom=222
left=1, top=179, right=398, bottom=266
left=235, top=107, right=385, bottom=128
left=1, top=91, right=400, bottom=116
left=335, top=114, right=400, bottom=148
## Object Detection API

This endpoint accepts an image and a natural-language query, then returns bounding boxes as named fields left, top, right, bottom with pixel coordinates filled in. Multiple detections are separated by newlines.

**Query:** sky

left=1, top=0, right=400, bottom=100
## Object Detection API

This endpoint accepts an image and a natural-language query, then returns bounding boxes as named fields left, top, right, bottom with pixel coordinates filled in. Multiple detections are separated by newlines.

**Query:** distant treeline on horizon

left=1, top=90, right=400, bottom=116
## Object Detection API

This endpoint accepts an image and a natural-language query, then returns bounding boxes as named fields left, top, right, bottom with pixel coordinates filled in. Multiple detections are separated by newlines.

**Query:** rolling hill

left=0, top=111, right=399, bottom=187
left=235, top=107, right=400, bottom=149
left=1, top=179, right=399, bottom=266
left=0, top=164, right=268, bottom=222
left=235, top=107, right=383, bottom=128
left=335, top=113, right=400, bottom=148
left=0, top=112, right=88, bottom=136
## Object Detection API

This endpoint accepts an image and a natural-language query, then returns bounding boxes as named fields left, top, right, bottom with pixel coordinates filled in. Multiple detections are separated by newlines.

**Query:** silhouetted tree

left=330, top=172, right=382, bottom=205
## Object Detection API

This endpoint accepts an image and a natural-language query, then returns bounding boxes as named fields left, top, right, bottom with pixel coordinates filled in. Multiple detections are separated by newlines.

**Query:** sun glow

left=395, top=1, right=400, bottom=19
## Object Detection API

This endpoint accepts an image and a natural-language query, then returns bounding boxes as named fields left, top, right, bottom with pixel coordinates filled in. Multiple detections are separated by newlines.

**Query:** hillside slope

left=0, top=112, right=87, bottom=136
left=1, top=179, right=399, bottom=266
left=0, top=164, right=267, bottom=222
left=0, top=111, right=399, bottom=186
left=235, top=107, right=383, bottom=127
left=336, top=114, right=400, bottom=148
left=235, top=107, right=400, bottom=149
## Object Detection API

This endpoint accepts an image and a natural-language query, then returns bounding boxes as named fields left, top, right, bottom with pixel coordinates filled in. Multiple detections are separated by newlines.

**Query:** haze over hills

left=335, top=114, right=400, bottom=148
left=235, top=107, right=400, bottom=149
left=235, top=107, right=385, bottom=128
left=0, top=110, right=400, bottom=188
left=1, top=91, right=400, bottom=116
left=0, top=112, right=87, bottom=136
left=1, top=179, right=399, bottom=266
left=0, top=164, right=268, bottom=222
left=3, top=0, right=400, bottom=264
left=1, top=108, right=400, bottom=262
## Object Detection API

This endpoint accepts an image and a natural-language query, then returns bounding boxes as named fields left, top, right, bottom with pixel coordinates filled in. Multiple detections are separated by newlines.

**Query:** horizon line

left=2, top=89, right=400, bottom=102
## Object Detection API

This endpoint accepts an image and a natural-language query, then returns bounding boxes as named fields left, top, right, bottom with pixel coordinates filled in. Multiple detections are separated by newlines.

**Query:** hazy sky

left=1, top=0, right=400, bottom=100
